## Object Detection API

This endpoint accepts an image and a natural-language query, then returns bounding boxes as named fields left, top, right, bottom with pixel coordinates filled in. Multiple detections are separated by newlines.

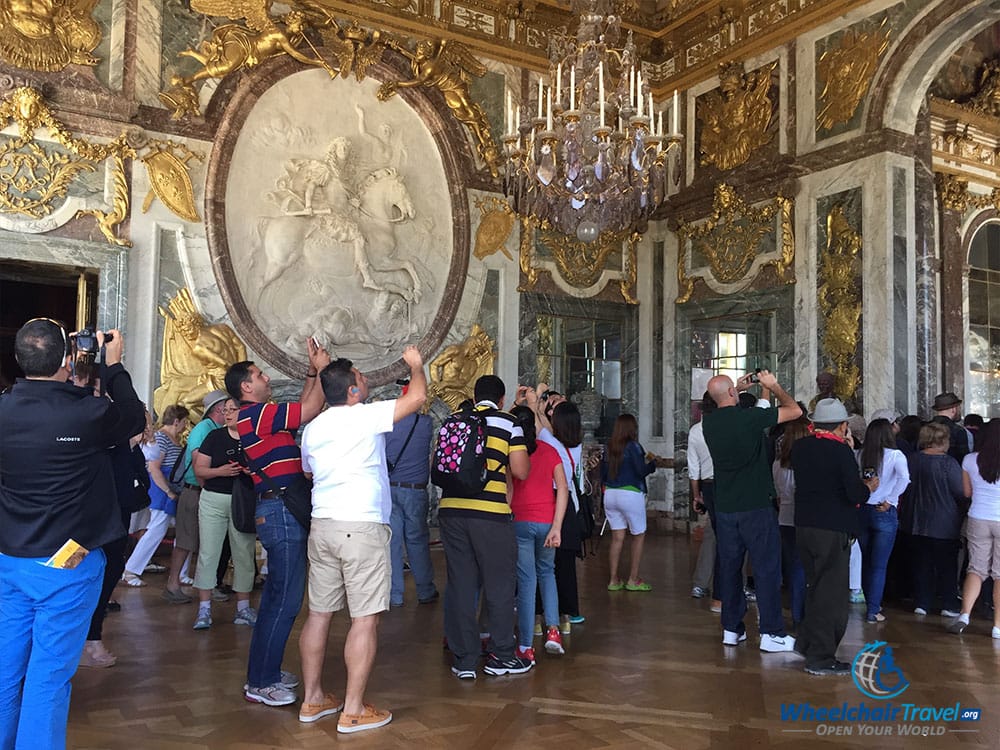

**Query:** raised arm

left=394, top=346, right=427, bottom=422
left=757, top=370, right=801, bottom=424
left=300, top=337, right=332, bottom=423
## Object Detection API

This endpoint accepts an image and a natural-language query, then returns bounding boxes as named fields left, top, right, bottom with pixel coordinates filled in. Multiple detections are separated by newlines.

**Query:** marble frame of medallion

left=203, top=50, right=475, bottom=387
left=517, top=292, right=639, bottom=427
left=0, top=233, right=127, bottom=333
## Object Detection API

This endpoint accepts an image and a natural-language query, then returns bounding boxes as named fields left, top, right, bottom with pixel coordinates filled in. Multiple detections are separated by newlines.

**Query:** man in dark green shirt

left=703, top=370, right=801, bottom=653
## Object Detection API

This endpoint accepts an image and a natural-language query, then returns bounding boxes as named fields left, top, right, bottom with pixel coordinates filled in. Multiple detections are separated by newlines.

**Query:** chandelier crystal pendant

left=501, top=0, right=682, bottom=244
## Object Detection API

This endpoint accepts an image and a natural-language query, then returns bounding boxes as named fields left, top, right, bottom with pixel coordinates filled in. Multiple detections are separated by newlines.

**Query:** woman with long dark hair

left=601, top=414, right=656, bottom=591
left=509, top=404, right=568, bottom=661
left=858, top=418, right=910, bottom=623
left=949, top=420, right=1000, bottom=636
left=773, top=416, right=810, bottom=626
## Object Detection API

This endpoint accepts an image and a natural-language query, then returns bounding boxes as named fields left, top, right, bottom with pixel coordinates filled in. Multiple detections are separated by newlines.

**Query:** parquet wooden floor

left=68, top=534, right=1000, bottom=749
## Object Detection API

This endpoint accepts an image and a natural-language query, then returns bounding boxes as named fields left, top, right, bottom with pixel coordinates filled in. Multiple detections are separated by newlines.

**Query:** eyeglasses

left=222, top=406, right=239, bottom=413
left=24, top=317, right=69, bottom=356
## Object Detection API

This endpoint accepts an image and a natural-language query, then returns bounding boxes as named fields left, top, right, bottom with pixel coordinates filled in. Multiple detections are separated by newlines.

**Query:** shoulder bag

left=242, top=452, right=313, bottom=532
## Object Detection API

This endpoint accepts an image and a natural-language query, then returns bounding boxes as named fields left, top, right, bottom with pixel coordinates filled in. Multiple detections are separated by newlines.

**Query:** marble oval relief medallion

left=206, top=61, right=470, bottom=385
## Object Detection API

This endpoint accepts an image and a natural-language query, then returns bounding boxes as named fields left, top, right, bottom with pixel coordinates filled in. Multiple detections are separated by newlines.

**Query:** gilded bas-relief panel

left=219, top=67, right=454, bottom=377
left=816, top=188, right=863, bottom=410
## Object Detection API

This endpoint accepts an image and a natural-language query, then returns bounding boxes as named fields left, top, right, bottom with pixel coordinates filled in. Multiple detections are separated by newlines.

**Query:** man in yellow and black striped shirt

left=439, top=375, right=530, bottom=679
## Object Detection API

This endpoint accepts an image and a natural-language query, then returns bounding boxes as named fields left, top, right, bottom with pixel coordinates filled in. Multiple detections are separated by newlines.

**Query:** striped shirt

left=238, top=401, right=303, bottom=488
left=438, top=402, right=526, bottom=519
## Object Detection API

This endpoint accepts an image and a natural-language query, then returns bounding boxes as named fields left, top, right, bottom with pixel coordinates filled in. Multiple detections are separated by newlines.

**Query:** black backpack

left=431, top=404, right=489, bottom=496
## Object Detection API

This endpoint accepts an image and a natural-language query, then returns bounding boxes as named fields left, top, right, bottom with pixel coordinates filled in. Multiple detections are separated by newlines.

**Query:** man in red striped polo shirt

left=225, top=338, right=330, bottom=707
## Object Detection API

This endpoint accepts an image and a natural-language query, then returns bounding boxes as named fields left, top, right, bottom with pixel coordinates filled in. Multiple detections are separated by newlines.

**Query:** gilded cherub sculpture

left=153, top=288, right=247, bottom=421
left=0, top=0, right=102, bottom=72
left=427, top=324, right=495, bottom=411
left=378, top=38, right=501, bottom=177
left=159, top=0, right=336, bottom=118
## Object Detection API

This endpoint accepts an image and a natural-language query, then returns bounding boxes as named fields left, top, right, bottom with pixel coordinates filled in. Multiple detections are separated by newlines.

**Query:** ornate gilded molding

left=0, top=87, right=134, bottom=246
left=519, top=217, right=639, bottom=304
left=960, top=57, right=1000, bottom=119
left=819, top=204, right=862, bottom=404
left=159, top=0, right=345, bottom=119
left=935, top=172, right=970, bottom=213
left=676, top=183, right=793, bottom=304
left=426, top=323, right=495, bottom=411
left=697, top=61, right=776, bottom=172
left=473, top=196, right=515, bottom=260
left=154, top=287, right=247, bottom=422
left=816, top=19, right=890, bottom=132
left=379, top=37, right=501, bottom=177
left=0, top=0, right=101, bottom=72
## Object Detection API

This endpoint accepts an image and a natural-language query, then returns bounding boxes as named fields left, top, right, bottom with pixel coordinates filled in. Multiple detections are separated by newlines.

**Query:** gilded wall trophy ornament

left=676, top=182, right=793, bottom=303
left=0, top=0, right=101, bottom=72
left=378, top=38, right=501, bottom=177
left=159, top=0, right=339, bottom=119
left=816, top=20, right=890, bottom=132
left=153, top=287, right=247, bottom=421
left=138, top=139, right=205, bottom=223
left=473, top=197, right=516, bottom=260
left=697, top=61, right=776, bottom=171
left=426, top=323, right=495, bottom=411
left=0, top=86, right=133, bottom=246
left=818, top=204, right=862, bottom=403
left=316, top=17, right=391, bottom=82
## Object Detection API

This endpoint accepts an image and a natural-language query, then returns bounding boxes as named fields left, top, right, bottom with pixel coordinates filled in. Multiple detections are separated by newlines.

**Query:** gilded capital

left=935, top=173, right=970, bottom=213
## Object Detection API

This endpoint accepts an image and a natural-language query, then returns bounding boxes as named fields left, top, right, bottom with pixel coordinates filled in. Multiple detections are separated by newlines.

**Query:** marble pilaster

left=935, top=173, right=969, bottom=400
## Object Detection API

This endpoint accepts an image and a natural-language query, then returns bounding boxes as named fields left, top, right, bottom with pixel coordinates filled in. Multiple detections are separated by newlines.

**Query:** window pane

left=970, top=280, right=989, bottom=326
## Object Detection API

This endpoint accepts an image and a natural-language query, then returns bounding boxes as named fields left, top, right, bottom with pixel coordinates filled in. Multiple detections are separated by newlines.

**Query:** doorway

left=0, top=260, right=98, bottom=388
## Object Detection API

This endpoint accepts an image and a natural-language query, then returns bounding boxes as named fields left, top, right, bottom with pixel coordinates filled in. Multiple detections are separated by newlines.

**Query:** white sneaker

left=722, top=630, right=747, bottom=646
left=760, top=634, right=796, bottom=653
left=913, top=607, right=927, bottom=616
left=941, top=609, right=961, bottom=618
left=993, top=627, right=1000, bottom=640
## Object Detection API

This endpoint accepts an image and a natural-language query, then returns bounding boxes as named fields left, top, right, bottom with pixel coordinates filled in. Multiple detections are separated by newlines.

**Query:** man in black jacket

left=0, top=319, right=144, bottom=750
left=792, top=398, right=876, bottom=676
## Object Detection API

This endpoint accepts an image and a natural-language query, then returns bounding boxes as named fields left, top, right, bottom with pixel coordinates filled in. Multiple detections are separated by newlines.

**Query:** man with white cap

left=792, top=398, right=878, bottom=675
left=163, top=389, right=231, bottom=601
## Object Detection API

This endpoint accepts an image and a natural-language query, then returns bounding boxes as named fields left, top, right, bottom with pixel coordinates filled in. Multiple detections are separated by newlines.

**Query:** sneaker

left=245, top=684, right=297, bottom=706
left=483, top=653, right=533, bottom=675
left=161, top=588, right=192, bottom=604
left=280, top=670, right=300, bottom=689
left=418, top=591, right=440, bottom=604
left=233, top=607, right=258, bottom=626
left=947, top=617, right=969, bottom=634
left=992, top=627, right=1000, bottom=640
left=544, top=627, right=565, bottom=655
left=866, top=612, right=886, bottom=623
left=691, top=586, right=709, bottom=598
left=515, top=645, right=536, bottom=665
left=451, top=666, right=477, bottom=680
left=744, top=587, right=757, bottom=602
left=533, top=622, right=543, bottom=638
left=849, top=589, right=866, bottom=604
left=805, top=660, right=851, bottom=675
left=941, top=609, right=961, bottom=618
left=913, top=607, right=928, bottom=616
left=211, top=588, right=231, bottom=602
left=710, top=600, right=722, bottom=613
left=192, top=611, right=212, bottom=630
left=337, top=704, right=392, bottom=734
left=559, top=619, right=571, bottom=635
left=180, top=575, right=195, bottom=585
left=760, top=634, right=796, bottom=653
left=298, top=693, right=344, bottom=723
left=722, top=630, right=747, bottom=646
left=568, top=615, right=585, bottom=624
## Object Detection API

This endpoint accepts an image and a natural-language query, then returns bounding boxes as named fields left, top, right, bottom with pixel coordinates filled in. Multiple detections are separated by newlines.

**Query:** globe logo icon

left=852, top=641, right=910, bottom=700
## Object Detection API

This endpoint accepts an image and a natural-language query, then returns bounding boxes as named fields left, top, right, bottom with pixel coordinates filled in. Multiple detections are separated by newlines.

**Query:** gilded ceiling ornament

left=934, top=172, right=969, bottom=213
left=0, top=86, right=134, bottom=246
left=473, top=196, right=516, bottom=260
left=818, top=204, right=862, bottom=403
left=697, top=60, right=776, bottom=171
left=0, top=0, right=101, bottom=72
left=676, top=182, right=793, bottom=304
left=154, top=287, right=248, bottom=422
left=314, top=16, right=391, bottom=81
left=426, top=323, right=495, bottom=411
left=816, top=20, right=889, bottom=132
left=963, top=58, right=1000, bottom=119
left=378, top=38, right=501, bottom=177
left=159, top=0, right=339, bottom=119
left=138, top=140, right=205, bottom=223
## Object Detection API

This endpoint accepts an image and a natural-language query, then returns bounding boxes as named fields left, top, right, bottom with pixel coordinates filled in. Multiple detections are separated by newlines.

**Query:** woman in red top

left=510, top=405, right=568, bottom=662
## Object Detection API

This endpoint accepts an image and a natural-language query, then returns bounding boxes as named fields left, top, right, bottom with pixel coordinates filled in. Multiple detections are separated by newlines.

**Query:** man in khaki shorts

left=297, top=345, right=427, bottom=734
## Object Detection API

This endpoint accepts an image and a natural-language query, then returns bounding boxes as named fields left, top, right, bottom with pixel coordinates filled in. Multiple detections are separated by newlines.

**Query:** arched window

left=968, top=222, right=1000, bottom=417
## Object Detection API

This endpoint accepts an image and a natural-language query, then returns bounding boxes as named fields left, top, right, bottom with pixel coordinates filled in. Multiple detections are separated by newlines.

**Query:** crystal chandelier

left=501, top=0, right=682, bottom=244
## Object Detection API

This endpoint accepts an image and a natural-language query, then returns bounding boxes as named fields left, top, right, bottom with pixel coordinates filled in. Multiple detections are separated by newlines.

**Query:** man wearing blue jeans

left=226, top=338, right=330, bottom=707
left=0, top=320, right=144, bottom=750
left=703, top=370, right=802, bottom=654
left=386, top=406, right=438, bottom=607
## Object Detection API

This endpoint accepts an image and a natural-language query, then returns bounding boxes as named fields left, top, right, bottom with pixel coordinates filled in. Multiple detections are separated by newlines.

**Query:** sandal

left=607, top=581, right=625, bottom=591
left=625, top=580, right=652, bottom=592
left=121, top=573, right=145, bottom=587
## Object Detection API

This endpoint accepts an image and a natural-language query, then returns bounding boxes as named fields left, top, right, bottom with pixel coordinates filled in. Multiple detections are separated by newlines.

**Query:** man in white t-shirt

left=296, top=346, right=426, bottom=734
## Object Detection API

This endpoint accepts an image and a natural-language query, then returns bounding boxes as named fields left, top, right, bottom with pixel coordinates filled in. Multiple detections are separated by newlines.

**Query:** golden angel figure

left=379, top=39, right=500, bottom=176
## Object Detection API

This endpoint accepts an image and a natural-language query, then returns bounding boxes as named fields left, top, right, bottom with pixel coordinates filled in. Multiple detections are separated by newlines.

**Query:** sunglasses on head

left=25, top=317, right=70, bottom=356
